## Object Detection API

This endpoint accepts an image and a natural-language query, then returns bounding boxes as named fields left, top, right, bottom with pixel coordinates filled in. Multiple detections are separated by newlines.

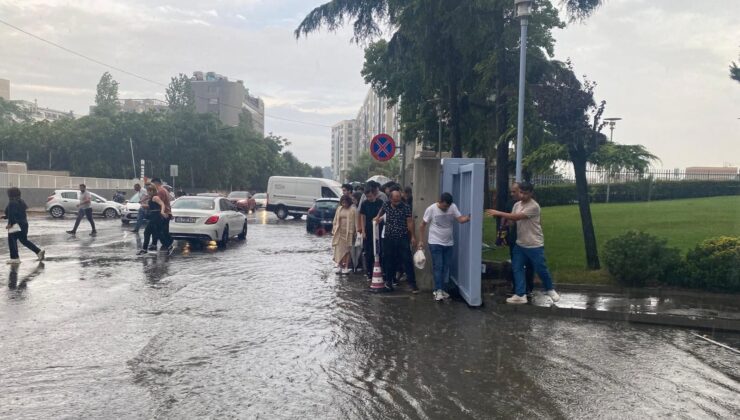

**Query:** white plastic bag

left=413, top=249, right=426, bottom=270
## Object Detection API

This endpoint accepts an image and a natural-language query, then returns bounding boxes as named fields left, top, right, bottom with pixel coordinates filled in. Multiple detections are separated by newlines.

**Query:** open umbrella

left=366, top=175, right=392, bottom=185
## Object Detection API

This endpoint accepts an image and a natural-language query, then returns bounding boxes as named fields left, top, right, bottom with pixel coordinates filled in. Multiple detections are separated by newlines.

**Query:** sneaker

left=89, top=231, right=97, bottom=236
left=341, top=268, right=351, bottom=275
left=136, top=249, right=149, bottom=256
left=167, top=244, right=176, bottom=256
left=506, top=295, right=528, bottom=304
left=6, top=259, right=21, bottom=265
left=148, top=245, right=158, bottom=251
left=434, top=290, right=444, bottom=301
left=441, top=290, right=450, bottom=299
left=66, top=230, right=76, bottom=235
left=546, top=289, right=561, bottom=303
left=37, top=249, right=45, bottom=262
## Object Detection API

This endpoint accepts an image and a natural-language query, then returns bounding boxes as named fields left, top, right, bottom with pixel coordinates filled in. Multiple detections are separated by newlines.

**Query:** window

left=321, top=187, right=337, bottom=198
left=61, top=192, right=77, bottom=199
left=172, top=198, right=215, bottom=210
left=220, top=199, right=233, bottom=211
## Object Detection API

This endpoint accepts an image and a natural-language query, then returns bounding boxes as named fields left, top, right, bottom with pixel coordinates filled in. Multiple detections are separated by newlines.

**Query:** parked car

left=252, top=193, right=267, bottom=209
left=169, top=196, right=247, bottom=247
left=266, top=176, right=342, bottom=220
left=121, top=191, right=143, bottom=225
left=306, top=198, right=340, bottom=234
left=227, top=191, right=256, bottom=213
left=46, top=190, right=124, bottom=219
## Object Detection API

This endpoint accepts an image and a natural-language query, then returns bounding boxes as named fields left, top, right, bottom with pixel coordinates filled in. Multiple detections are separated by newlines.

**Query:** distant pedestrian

left=486, top=182, right=560, bottom=304
left=374, top=190, right=418, bottom=293
left=357, top=186, right=384, bottom=280
left=352, top=191, right=362, bottom=208
left=418, top=193, right=471, bottom=301
left=131, top=183, right=148, bottom=233
left=66, top=184, right=96, bottom=236
left=342, top=183, right=353, bottom=198
left=151, top=178, right=174, bottom=254
left=138, top=184, right=167, bottom=255
left=357, top=181, right=388, bottom=209
left=505, top=182, right=534, bottom=297
left=4, top=187, right=45, bottom=264
left=332, top=195, right=357, bottom=275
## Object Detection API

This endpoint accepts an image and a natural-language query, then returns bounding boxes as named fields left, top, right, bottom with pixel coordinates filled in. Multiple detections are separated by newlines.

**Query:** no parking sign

left=370, top=133, right=396, bottom=162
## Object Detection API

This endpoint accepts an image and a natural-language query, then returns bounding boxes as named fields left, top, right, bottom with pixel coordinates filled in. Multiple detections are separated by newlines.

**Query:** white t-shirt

left=423, top=203, right=462, bottom=246
left=513, top=199, right=544, bottom=248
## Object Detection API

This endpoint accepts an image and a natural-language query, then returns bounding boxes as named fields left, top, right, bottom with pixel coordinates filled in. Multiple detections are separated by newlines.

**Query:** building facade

left=15, top=100, right=74, bottom=122
left=119, top=98, right=168, bottom=113
left=331, top=120, right=358, bottom=182
left=190, top=71, right=265, bottom=135
left=0, top=79, right=9, bottom=101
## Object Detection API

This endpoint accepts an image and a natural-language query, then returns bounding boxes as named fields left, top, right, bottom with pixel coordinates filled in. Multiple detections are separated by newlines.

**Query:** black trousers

left=143, top=215, right=162, bottom=250
left=72, top=208, right=96, bottom=232
left=9, top=222, right=41, bottom=259
left=382, top=237, right=416, bottom=289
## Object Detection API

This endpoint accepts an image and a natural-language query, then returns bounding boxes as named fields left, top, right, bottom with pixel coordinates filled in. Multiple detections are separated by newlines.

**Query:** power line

left=0, top=18, right=333, bottom=129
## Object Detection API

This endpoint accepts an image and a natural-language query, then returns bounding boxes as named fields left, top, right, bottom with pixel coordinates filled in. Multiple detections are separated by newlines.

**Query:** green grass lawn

left=483, top=196, right=740, bottom=285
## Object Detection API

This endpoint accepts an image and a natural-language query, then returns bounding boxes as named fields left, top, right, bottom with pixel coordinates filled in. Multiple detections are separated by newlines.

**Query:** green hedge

left=530, top=180, right=739, bottom=207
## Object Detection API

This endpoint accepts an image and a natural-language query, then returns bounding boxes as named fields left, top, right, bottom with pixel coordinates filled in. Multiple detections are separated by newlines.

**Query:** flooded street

left=1, top=212, right=738, bottom=419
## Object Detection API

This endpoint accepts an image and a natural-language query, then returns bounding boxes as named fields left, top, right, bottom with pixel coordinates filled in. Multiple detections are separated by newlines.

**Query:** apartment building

left=190, top=71, right=265, bottom=135
left=331, top=120, right=358, bottom=182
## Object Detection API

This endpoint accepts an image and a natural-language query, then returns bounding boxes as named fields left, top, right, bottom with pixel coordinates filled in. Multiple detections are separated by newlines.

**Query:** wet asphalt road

left=0, top=211, right=738, bottom=419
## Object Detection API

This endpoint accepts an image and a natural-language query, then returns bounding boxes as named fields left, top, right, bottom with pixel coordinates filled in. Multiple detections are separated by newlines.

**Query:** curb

left=492, top=302, right=740, bottom=332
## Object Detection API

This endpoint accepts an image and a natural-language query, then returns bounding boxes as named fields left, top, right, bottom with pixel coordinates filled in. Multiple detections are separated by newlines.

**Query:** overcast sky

left=1, top=0, right=738, bottom=169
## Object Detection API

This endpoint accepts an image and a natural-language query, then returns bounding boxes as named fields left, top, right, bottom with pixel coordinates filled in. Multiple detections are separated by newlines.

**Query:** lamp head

left=514, top=0, right=533, bottom=18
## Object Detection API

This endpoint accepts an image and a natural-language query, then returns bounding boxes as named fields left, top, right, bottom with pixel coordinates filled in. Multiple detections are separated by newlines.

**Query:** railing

left=528, top=169, right=739, bottom=186
left=0, top=172, right=138, bottom=190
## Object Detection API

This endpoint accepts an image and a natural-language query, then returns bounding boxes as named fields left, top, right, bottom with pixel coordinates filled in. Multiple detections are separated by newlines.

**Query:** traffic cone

left=369, top=258, right=385, bottom=291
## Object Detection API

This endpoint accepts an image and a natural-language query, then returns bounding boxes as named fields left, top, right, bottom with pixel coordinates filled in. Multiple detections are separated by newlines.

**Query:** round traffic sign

left=370, top=133, right=396, bottom=162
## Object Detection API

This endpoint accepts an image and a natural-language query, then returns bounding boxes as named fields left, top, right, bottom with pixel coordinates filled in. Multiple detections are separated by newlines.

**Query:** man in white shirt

left=487, top=181, right=561, bottom=304
left=67, top=183, right=97, bottom=236
left=418, top=192, right=471, bottom=301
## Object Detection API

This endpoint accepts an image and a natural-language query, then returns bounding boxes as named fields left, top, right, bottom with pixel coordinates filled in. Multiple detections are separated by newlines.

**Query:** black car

left=306, top=198, right=340, bottom=234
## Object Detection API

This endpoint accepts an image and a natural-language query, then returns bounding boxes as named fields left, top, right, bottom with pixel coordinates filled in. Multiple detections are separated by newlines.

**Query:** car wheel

left=49, top=206, right=65, bottom=218
left=103, top=208, right=118, bottom=219
left=218, top=226, right=229, bottom=248
left=238, top=222, right=247, bottom=240
left=276, top=206, right=288, bottom=220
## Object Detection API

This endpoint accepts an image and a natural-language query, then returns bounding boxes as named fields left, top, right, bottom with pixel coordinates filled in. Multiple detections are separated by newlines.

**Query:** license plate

left=175, top=216, right=196, bottom=223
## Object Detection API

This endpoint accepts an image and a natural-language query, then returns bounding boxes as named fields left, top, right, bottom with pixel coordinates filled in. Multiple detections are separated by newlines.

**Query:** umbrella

left=366, top=175, right=392, bottom=185
left=350, top=235, right=364, bottom=272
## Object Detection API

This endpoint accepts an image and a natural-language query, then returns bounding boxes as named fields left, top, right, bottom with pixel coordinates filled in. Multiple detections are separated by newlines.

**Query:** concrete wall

left=412, top=156, right=441, bottom=291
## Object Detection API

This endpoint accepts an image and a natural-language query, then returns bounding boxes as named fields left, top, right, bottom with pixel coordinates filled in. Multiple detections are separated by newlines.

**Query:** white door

left=61, top=191, right=80, bottom=212
left=90, top=193, right=107, bottom=214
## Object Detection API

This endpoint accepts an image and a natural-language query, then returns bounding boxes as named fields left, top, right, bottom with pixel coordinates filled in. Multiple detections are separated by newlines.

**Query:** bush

left=530, top=180, right=739, bottom=207
left=603, top=231, right=682, bottom=287
left=678, top=236, right=740, bottom=292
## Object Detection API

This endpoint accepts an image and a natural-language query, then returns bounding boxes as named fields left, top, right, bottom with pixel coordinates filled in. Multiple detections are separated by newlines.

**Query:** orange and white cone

left=369, top=220, right=385, bottom=292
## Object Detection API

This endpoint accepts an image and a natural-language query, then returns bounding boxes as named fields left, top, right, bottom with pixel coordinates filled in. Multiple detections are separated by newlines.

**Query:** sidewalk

left=487, top=281, right=740, bottom=332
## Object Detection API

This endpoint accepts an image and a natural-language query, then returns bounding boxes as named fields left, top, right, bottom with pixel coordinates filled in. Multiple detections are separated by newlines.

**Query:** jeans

left=382, top=237, right=416, bottom=289
left=509, top=243, right=534, bottom=295
left=8, top=222, right=41, bottom=259
left=429, top=244, right=453, bottom=291
left=512, top=245, right=555, bottom=296
left=133, top=208, right=146, bottom=232
left=72, top=208, right=96, bottom=232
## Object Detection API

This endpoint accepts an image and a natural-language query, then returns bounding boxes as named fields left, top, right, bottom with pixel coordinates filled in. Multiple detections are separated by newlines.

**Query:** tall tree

left=166, top=73, right=195, bottom=112
left=731, top=60, right=740, bottom=83
left=591, top=143, right=659, bottom=202
left=93, top=72, right=119, bottom=117
left=530, top=60, right=606, bottom=269
left=0, top=97, right=30, bottom=125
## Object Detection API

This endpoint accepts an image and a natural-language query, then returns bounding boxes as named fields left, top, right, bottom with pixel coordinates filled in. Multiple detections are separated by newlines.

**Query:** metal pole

left=514, top=17, right=529, bottom=182
left=438, top=118, right=442, bottom=158
left=129, top=138, right=137, bottom=179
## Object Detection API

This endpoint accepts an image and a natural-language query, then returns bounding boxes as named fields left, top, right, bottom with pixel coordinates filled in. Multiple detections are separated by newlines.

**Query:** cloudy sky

left=1, top=0, right=738, bottom=169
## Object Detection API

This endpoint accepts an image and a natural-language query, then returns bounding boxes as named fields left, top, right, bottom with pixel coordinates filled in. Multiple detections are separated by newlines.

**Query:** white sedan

left=169, top=196, right=247, bottom=247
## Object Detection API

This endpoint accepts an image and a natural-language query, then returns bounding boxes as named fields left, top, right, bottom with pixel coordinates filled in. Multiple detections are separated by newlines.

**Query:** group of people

left=330, top=179, right=560, bottom=304
left=129, top=178, right=175, bottom=256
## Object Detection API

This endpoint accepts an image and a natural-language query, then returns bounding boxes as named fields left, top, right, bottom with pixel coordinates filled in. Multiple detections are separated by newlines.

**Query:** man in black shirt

left=375, top=190, right=418, bottom=293
left=358, top=186, right=383, bottom=279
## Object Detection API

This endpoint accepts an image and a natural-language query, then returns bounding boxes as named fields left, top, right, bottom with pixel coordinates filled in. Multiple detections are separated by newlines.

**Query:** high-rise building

left=355, top=89, right=399, bottom=152
left=190, top=71, right=265, bottom=135
left=0, top=79, right=9, bottom=100
left=331, top=120, right=358, bottom=182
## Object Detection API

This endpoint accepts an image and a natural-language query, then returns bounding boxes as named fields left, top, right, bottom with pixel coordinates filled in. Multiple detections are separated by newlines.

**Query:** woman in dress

left=332, top=195, right=357, bottom=275
left=4, top=187, right=45, bottom=264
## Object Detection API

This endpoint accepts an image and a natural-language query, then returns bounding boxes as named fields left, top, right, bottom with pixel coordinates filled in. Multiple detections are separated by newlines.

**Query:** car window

left=129, top=192, right=140, bottom=202
left=321, top=187, right=337, bottom=198
left=220, top=199, right=233, bottom=211
left=316, top=201, right=339, bottom=210
left=172, top=198, right=215, bottom=210
left=91, top=193, right=105, bottom=202
left=227, top=192, right=248, bottom=199
left=61, top=192, right=77, bottom=199
left=253, top=193, right=266, bottom=199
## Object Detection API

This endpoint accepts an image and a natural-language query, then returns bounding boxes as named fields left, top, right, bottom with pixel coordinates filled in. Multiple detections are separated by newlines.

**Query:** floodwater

left=1, top=212, right=738, bottom=419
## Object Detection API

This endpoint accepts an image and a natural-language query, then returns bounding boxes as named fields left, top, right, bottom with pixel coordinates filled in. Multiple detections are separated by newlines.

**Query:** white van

left=266, top=176, right=343, bottom=219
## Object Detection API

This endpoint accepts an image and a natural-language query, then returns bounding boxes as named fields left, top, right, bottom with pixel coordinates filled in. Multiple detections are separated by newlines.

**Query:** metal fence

left=0, top=172, right=138, bottom=190
left=527, top=169, right=739, bottom=186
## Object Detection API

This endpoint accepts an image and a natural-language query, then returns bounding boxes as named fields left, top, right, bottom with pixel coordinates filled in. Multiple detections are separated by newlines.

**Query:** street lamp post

left=514, top=0, right=533, bottom=182
left=604, top=117, right=622, bottom=142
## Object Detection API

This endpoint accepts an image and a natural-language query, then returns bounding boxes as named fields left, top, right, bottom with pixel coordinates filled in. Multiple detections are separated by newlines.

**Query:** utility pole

left=514, top=0, right=533, bottom=182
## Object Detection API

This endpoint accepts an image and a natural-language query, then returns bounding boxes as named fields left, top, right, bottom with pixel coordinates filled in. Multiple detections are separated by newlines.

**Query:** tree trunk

left=572, top=152, right=600, bottom=269
left=448, top=83, right=463, bottom=158
left=495, top=141, right=509, bottom=212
